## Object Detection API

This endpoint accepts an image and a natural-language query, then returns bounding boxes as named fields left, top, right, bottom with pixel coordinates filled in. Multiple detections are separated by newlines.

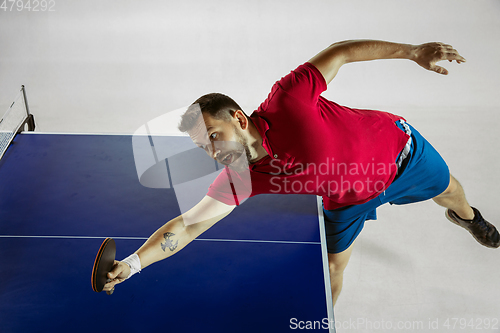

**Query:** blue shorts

left=323, top=121, right=450, bottom=254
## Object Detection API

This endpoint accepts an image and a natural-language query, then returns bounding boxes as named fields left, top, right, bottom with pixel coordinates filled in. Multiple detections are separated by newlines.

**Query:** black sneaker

left=446, top=207, right=500, bottom=248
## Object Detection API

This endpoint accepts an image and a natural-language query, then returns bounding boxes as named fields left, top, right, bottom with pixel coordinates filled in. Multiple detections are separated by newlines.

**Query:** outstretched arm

left=104, top=195, right=235, bottom=291
left=135, top=195, right=234, bottom=268
left=308, top=40, right=466, bottom=84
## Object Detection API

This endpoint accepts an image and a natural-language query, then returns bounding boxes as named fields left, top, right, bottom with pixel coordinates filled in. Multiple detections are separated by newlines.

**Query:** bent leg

left=433, top=174, right=500, bottom=248
left=328, top=241, right=356, bottom=306
left=432, top=174, right=474, bottom=220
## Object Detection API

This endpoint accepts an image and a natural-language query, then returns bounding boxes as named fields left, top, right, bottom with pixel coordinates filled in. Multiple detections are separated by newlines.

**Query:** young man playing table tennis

left=105, top=40, right=499, bottom=305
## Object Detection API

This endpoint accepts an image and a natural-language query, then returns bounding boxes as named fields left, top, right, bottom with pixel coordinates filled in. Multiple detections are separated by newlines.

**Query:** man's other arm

left=308, top=40, right=466, bottom=84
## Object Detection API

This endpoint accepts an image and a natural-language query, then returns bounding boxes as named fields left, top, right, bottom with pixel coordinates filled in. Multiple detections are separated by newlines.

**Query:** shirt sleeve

left=206, top=170, right=238, bottom=205
left=206, top=166, right=252, bottom=206
left=276, top=62, right=328, bottom=106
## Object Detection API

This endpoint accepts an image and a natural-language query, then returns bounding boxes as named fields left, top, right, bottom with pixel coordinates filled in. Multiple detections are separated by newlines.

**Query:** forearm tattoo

left=161, top=232, right=179, bottom=252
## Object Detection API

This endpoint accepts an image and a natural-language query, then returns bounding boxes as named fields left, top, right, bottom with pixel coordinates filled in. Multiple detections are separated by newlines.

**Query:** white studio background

left=0, top=0, right=499, bottom=134
left=1, top=1, right=499, bottom=332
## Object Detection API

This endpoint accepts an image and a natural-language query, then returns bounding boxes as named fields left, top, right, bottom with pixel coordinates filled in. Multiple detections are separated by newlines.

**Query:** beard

left=215, top=125, right=253, bottom=167
left=233, top=124, right=253, bottom=163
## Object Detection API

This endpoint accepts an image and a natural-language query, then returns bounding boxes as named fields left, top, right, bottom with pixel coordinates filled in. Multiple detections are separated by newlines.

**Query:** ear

left=233, top=110, right=248, bottom=130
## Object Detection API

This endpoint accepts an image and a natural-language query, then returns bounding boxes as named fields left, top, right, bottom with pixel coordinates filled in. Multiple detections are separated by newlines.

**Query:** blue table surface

left=0, top=133, right=332, bottom=333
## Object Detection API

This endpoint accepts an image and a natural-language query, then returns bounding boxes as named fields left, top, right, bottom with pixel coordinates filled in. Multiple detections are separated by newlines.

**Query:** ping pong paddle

left=91, top=237, right=116, bottom=295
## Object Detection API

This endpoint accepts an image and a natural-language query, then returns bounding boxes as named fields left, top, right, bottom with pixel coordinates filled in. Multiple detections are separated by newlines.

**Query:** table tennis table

left=0, top=90, right=336, bottom=332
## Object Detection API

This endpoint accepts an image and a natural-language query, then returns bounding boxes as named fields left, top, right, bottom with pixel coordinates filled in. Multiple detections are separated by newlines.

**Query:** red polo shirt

left=207, top=62, right=410, bottom=210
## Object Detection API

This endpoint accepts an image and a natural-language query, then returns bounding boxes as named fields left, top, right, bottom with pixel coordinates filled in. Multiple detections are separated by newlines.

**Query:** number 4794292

left=1, top=0, right=56, bottom=12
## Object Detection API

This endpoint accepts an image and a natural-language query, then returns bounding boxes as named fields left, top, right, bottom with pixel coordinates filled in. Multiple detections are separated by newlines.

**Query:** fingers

left=107, top=260, right=123, bottom=280
left=444, top=48, right=466, bottom=63
left=108, top=260, right=131, bottom=279
left=416, top=42, right=466, bottom=75
left=437, top=43, right=467, bottom=63
left=103, top=277, right=125, bottom=292
left=430, top=64, right=448, bottom=75
left=103, top=260, right=130, bottom=292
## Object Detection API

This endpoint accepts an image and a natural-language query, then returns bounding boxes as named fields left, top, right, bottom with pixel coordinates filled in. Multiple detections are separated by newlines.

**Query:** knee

left=436, top=174, right=458, bottom=197
left=328, top=243, right=355, bottom=278
left=328, top=255, right=349, bottom=278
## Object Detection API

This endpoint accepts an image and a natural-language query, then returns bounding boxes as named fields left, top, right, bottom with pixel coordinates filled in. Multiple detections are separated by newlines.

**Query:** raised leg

left=433, top=174, right=499, bottom=248
left=432, top=174, right=474, bottom=220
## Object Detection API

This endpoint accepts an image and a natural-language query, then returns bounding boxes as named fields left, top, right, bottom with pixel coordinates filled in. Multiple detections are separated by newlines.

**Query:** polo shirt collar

left=249, top=111, right=274, bottom=168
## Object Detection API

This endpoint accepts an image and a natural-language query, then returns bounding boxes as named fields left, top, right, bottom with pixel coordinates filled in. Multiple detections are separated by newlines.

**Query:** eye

left=209, top=132, right=217, bottom=140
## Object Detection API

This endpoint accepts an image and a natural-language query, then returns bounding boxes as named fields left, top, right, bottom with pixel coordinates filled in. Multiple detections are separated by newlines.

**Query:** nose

left=211, top=147, right=221, bottom=160
left=205, top=143, right=220, bottom=160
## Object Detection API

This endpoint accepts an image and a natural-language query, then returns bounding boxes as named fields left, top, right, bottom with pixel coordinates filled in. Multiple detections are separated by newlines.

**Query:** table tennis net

left=0, top=88, right=31, bottom=160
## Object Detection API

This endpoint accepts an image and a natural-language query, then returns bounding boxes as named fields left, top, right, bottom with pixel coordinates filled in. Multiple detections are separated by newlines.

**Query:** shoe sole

left=445, top=209, right=499, bottom=249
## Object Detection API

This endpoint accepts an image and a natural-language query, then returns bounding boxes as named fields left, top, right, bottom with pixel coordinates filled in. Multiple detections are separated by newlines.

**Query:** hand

left=103, top=260, right=131, bottom=293
left=412, top=42, right=466, bottom=75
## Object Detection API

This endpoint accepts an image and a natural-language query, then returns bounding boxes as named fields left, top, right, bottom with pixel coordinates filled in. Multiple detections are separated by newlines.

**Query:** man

left=105, top=40, right=499, bottom=306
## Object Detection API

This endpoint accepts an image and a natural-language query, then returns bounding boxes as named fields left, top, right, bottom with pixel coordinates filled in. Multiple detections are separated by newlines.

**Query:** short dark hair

left=178, top=93, right=244, bottom=132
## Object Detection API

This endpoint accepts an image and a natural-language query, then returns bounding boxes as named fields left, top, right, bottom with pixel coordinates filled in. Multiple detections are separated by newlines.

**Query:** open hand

left=412, top=42, right=466, bottom=75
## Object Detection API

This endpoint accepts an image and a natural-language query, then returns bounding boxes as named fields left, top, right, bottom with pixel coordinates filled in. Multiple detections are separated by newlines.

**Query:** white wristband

left=121, top=253, right=142, bottom=279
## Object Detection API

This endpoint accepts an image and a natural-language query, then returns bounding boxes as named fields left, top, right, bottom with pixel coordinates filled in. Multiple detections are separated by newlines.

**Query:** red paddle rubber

left=91, top=238, right=116, bottom=295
